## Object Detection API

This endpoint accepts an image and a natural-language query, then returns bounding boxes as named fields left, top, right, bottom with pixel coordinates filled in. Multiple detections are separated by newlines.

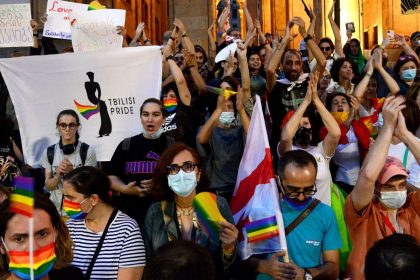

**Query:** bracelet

left=365, top=72, right=372, bottom=77
left=144, top=39, right=150, bottom=43
left=165, top=55, right=174, bottom=61
left=182, top=33, right=187, bottom=38
left=188, top=64, right=195, bottom=69
left=303, top=34, right=313, bottom=42
left=169, top=36, right=175, bottom=41
left=33, top=33, right=38, bottom=37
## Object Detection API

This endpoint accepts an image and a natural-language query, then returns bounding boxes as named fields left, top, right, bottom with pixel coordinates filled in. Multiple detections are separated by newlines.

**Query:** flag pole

left=29, top=217, right=34, bottom=280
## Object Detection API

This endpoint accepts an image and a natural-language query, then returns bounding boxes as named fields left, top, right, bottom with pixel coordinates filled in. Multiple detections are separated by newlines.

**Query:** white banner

left=0, top=1, right=33, bottom=48
left=0, top=47, right=162, bottom=166
left=43, top=0, right=88, bottom=40
left=70, top=9, right=126, bottom=53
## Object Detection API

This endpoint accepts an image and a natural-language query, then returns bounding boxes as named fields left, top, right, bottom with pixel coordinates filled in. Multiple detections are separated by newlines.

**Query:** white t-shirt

left=278, top=142, right=333, bottom=206
left=41, top=142, right=97, bottom=215
left=333, top=127, right=360, bottom=186
left=388, top=140, right=420, bottom=189
left=67, top=211, right=146, bottom=279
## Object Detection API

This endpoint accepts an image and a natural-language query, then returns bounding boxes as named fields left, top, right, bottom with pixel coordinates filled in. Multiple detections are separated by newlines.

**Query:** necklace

left=176, top=206, right=193, bottom=216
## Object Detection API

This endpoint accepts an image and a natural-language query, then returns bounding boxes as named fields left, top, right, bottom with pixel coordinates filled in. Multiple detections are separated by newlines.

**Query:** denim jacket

left=144, top=195, right=237, bottom=279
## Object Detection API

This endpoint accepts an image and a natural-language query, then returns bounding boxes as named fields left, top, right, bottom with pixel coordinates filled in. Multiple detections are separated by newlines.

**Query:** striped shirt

left=67, top=211, right=146, bottom=279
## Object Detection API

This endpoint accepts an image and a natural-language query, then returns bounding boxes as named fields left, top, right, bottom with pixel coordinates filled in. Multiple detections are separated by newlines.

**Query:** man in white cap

left=344, top=96, right=420, bottom=280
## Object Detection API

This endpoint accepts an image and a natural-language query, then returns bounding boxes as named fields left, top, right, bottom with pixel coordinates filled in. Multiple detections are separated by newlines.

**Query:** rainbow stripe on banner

left=10, top=177, right=34, bottom=217
left=8, top=243, right=56, bottom=280
left=88, top=0, right=106, bottom=10
left=205, top=85, right=237, bottom=100
left=245, top=216, right=279, bottom=243
left=74, top=100, right=99, bottom=120
left=193, top=192, right=226, bottom=241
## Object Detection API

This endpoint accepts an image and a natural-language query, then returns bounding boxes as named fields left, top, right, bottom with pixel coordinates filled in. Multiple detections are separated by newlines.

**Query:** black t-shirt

left=162, top=103, right=196, bottom=148
left=106, top=133, right=170, bottom=229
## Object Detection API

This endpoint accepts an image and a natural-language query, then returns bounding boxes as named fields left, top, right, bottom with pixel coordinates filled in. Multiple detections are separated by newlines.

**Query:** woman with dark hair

left=407, top=81, right=420, bottom=107
left=247, top=49, right=266, bottom=98
left=329, top=57, right=357, bottom=95
left=41, top=109, right=97, bottom=217
left=144, top=143, right=238, bottom=279
left=393, top=55, right=419, bottom=95
left=323, top=93, right=370, bottom=194
left=344, top=35, right=366, bottom=77
left=161, top=49, right=196, bottom=147
left=0, top=193, right=84, bottom=279
left=63, top=166, right=145, bottom=280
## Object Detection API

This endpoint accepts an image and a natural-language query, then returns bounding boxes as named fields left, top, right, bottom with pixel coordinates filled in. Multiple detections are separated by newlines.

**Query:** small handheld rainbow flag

left=88, top=0, right=106, bottom=10
left=8, top=243, right=56, bottom=280
left=10, top=177, right=34, bottom=217
left=245, top=216, right=279, bottom=243
left=205, top=85, right=237, bottom=100
left=74, top=100, right=99, bottom=120
left=193, top=192, right=226, bottom=241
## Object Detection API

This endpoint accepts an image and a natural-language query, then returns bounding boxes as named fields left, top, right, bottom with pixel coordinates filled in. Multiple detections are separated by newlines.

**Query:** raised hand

left=173, top=18, right=187, bottom=36
left=291, top=17, right=307, bottom=38
left=382, top=96, right=406, bottom=128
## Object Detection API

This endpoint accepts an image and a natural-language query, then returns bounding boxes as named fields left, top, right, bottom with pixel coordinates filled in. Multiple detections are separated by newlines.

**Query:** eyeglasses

left=320, top=47, right=331, bottom=52
left=321, top=75, right=331, bottom=80
left=282, top=183, right=317, bottom=198
left=166, top=161, right=197, bottom=175
left=174, top=56, right=185, bottom=62
left=58, top=123, right=78, bottom=130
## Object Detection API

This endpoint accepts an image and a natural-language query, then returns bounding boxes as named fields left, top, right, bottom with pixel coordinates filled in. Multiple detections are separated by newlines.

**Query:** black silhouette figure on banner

left=85, top=72, right=112, bottom=137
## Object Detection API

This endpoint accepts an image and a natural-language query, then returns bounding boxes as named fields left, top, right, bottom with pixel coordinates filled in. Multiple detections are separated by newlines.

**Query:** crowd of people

left=1, top=0, right=420, bottom=279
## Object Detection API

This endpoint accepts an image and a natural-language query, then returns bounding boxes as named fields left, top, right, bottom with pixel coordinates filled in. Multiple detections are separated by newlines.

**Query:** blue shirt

left=257, top=199, right=341, bottom=279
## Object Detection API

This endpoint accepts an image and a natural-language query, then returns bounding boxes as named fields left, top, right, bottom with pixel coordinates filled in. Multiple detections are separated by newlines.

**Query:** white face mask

left=144, top=127, right=164, bottom=139
left=379, top=190, right=407, bottom=209
left=167, top=170, right=197, bottom=197
left=219, top=112, right=235, bottom=127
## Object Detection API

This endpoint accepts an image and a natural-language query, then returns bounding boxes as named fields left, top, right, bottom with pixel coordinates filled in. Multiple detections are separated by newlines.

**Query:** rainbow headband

left=193, top=192, right=226, bottom=241
left=8, top=243, right=56, bottom=280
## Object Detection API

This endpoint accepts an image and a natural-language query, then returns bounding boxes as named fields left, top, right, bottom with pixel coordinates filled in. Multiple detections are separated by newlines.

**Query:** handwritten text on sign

left=70, top=9, right=125, bottom=53
left=0, top=3, right=33, bottom=48
left=43, top=0, right=88, bottom=40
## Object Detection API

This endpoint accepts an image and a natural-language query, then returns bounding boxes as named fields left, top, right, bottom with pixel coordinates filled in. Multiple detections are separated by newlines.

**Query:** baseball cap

left=376, top=156, right=408, bottom=185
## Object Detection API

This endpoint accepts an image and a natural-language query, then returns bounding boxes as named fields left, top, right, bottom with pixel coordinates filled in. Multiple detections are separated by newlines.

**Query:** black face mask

left=293, top=127, right=312, bottom=146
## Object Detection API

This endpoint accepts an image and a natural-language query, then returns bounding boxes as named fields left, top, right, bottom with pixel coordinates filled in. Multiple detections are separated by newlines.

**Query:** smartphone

left=387, top=30, right=395, bottom=40
left=346, top=22, right=355, bottom=33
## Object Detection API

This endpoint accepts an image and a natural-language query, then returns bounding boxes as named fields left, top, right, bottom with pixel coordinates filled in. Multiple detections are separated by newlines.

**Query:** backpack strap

left=47, top=144, right=56, bottom=167
left=79, top=142, right=89, bottom=166
left=285, top=199, right=321, bottom=236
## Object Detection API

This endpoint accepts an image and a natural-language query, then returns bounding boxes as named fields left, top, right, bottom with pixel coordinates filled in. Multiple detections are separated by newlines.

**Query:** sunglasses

left=58, top=123, right=78, bottom=130
left=166, top=161, right=197, bottom=175
left=320, top=47, right=331, bottom=52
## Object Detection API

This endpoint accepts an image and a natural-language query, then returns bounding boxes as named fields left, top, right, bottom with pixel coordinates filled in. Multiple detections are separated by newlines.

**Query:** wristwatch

left=304, top=269, right=313, bottom=280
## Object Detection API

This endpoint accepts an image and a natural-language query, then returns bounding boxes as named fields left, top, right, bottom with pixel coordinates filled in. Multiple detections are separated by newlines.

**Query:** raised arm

left=292, top=17, right=326, bottom=72
left=197, top=93, right=225, bottom=145
left=236, top=42, right=251, bottom=105
left=395, top=34, right=420, bottom=63
left=255, top=19, right=273, bottom=54
left=182, top=48, right=206, bottom=93
left=327, top=1, right=344, bottom=57
left=116, top=26, right=128, bottom=48
left=266, top=21, right=294, bottom=92
left=129, top=22, right=144, bottom=47
left=372, top=48, right=400, bottom=95
left=278, top=78, right=313, bottom=155
left=395, top=112, right=420, bottom=165
left=351, top=96, right=406, bottom=212
left=353, top=58, right=374, bottom=101
left=207, top=23, right=217, bottom=70
left=311, top=72, right=341, bottom=156
left=236, top=86, right=250, bottom=134
left=164, top=46, right=192, bottom=106
left=240, top=0, right=254, bottom=32
left=174, top=19, right=195, bottom=55
left=217, top=2, right=230, bottom=45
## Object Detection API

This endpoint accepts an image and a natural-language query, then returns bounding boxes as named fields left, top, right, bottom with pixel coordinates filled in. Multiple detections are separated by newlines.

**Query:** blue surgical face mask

left=144, top=127, right=164, bottom=139
left=219, top=112, right=235, bottom=127
left=167, top=170, right=197, bottom=197
left=401, top=68, right=417, bottom=81
left=283, top=195, right=313, bottom=211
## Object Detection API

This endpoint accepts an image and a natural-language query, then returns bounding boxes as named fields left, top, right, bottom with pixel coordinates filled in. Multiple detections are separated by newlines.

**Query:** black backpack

left=47, top=142, right=89, bottom=167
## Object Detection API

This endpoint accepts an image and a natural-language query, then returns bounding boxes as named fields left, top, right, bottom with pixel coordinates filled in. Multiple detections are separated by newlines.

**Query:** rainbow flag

left=63, top=200, right=84, bottom=219
left=8, top=243, right=56, bottom=280
left=205, top=85, right=237, bottom=100
left=88, top=0, right=106, bottom=10
left=163, top=98, right=177, bottom=113
left=245, top=216, right=279, bottom=243
left=193, top=192, right=226, bottom=241
left=360, top=113, right=379, bottom=136
left=74, top=100, right=99, bottom=120
left=10, top=177, right=34, bottom=217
